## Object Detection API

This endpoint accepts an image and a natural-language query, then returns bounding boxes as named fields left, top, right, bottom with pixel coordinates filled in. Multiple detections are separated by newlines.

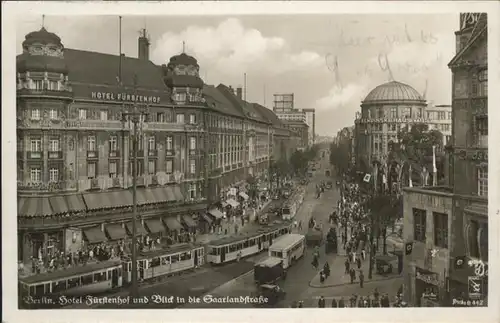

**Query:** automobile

left=253, top=284, right=286, bottom=307
left=259, top=213, right=270, bottom=225
left=375, top=255, right=398, bottom=275
left=326, top=181, right=333, bottom=189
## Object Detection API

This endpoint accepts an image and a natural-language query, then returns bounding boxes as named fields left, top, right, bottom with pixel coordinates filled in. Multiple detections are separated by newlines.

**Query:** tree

left=270, top=157, right=291, bottom=189
left=330, top=140, right=351, bottom=176
left=246, top=175, right=258, bottom=201
left=290, top=150, right=308, bottom=176
left=389, top=123, right=445, bottom=186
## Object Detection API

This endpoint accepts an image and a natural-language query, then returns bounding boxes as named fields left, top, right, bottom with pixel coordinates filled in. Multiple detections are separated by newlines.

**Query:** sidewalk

left=309, top=249, right=401, bottom=288
left=196, top=199, right=275, bottom=245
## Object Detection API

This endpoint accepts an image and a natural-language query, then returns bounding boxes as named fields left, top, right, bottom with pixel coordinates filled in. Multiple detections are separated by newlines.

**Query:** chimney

left=236, top=87, right=243, bottom=100
left=138, top=28, right=150, bottom=61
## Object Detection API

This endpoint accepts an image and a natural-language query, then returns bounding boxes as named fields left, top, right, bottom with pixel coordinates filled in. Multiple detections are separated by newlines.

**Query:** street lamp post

left=122, top=76, right=148, bottom=299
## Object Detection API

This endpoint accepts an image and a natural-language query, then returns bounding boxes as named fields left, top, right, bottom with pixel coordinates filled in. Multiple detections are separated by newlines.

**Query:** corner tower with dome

left=354, top=80, right=428, bottom=170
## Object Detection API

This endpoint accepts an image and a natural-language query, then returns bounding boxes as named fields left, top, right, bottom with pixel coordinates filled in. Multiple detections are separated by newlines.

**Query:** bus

left=121, top=243, right=205, bottom=283
left=254, top=256, right=285, bottom=285
left=268, top=234, right=306, bottom=269
left=19, top=260, right=123, bottom=308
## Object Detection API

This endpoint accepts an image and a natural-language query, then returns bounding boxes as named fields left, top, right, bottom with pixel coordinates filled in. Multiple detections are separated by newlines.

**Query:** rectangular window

left=148, top=160, right=156, bottom=175
left=33, top=79, right=44, bottom=91
left=413, top=208, right=426, bottom=242
left=148, top=136, right=156, bottom=151
left=87, top=136, right=96, bottom=151
left=176, top=114, right=185, bottom=124
left=175, top=93, right=187, bottom=102
left=189, top=114, right=196, bottom=124
left=30, top=167, right=42, bottom=183
left=109, top=136, right=117, bottom=151
left=166, top=136, right=173, bottom=150
left=433, top=212, right=448, bottom=248
left=166, top=160, right=173, bottom=174
left=79, top=109, right=87, bottom=120
left=109, top=161, right=117, bottom=178
left=479, top=69, right=488, bottom=96
left=87, top=162, right=96, bottom=179
left=190, top=137, right=196, bottom=150
left=447, top=112, right=452, bottom=120
left=48, top=80, right=59, bottom=91
left=100, top=110, right=108, bottom=121
left=156, top=113, right=165, bottom=123
left=31, top=109, right=40, bottom=120
left=30, top=138, right=41, bottom=151
left=190, top=159, right=196, bottom=174
left=438, top=111, right=445, bottom=120
left=49, top=168, right=59, bottom=182
left=188, top=183, right=196, bottom=199
left=49, top=138, right=59, bottom=151
left=390, top=107, right=397, bottom=119
left=478, top=167, right=488, bottom=196
left=49, top=109, right=58, bottom=119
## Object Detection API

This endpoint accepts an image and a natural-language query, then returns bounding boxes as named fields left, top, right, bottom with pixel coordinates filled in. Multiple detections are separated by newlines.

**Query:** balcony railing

left=87, top=151, right=98, bottom=159
left=28, top=151, right=42, bottom=159
left=17, top=180, right=77, bottom=192
left=148, top=149, right=158, bottom=157
left=189, top=149, right=196, bottom=156
left=151, top=175, right=159, bottom=185
left=48, top=151, right=63, bottom=159
left=165, top=150, right=174, bottom=157
left=66, top=120, right=124, bottom=131
left=109, top=150, right=120, bottom=158
left=130, top=150, right=144, bottom=157
left=146, top=122, right=185, bottom=132
left=17, top=88, right=73, bottom=99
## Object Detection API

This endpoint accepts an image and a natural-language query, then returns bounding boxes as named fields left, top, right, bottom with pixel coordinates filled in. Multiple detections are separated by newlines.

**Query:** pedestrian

left=298, top=301, right=303, bottom=308
left=349, top=268, right=356, bottom=284
left=344, top=258, right=350, bottom=274
left=319, top=271, right=325, bottom=283
left=312, top=255, right=319, bottom=269
left=352, top=250, right=357, bottom=263
left=323, top=262, right=330, bottom=278
left=374, top=288, right=380, bottom=300
left=359, top=270, right=365, bottom=288
left=338, top=297, right=345, bottom=308
left=331, top=298, right=338, bottom=307
left=361, top=248, right=366, bottom=261
left=318, top=296, right=326, bottom=308
left=356, top=257, right=362, bottom=269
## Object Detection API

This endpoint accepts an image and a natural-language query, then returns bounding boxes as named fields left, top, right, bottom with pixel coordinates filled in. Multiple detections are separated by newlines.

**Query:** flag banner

left=405, top=242, right=413, bottom=255
left=454, top=256, right=466, bottom=269
left=363, top=174, right=371, bottom=182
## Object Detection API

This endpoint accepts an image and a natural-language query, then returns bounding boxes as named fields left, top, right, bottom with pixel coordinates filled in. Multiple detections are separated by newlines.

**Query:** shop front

left=415, top=267, right=441, bottom=307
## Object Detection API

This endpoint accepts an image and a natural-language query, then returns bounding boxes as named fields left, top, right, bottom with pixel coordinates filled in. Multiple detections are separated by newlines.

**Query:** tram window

left=52, top=281, right=66, bottom=294
left=94, top=272, right=107, bottom=282
left=262, top=235, right=267, bottom=242
left=171, top=254, right=179, bottom=263
left=118, top=268, right=122, bottom=277
left=34, top=284, right=44, bottom=296
left=30, top=286, right=35, bottom=296
left=209, top=247, right=216, bottom=255
left=180, top=252, right=188, bottom=261
left=151, top=257, right=161, bottom=267
left=108, top=270, right=112, bottom=280
left=186, top=252, right=191, bottom=260
left=271, top=251, right=283, bottom=258
left=243, top=241, right=249, bottom=248
left=161, top=256, right=170, bottom=265
left=67, top=277, right=80, bottom=288
left=82, top=274, right=93, bottom=285
left=237, top=243, right=243, bottom=250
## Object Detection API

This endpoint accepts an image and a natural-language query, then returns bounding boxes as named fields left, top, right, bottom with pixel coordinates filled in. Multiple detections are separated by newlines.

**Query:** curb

left=308, top=274, right=403, bottom=289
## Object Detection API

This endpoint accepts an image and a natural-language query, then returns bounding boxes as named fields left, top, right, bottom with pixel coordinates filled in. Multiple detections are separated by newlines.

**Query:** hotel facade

left=16, top=27, right=299, bottom=265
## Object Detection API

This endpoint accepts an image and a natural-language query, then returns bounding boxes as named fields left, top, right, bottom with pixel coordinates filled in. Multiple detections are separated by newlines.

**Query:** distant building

left=402, top=13, right=488, bottom=307
left=281, top=120, right=309, bottom=151
left=426, top=104, right=452, bottom=146
left=303, top=108, right=316, bottom=147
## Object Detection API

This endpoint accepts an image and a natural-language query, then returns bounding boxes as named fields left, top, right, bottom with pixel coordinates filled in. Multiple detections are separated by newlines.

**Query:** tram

left=19, top=260, right=123, bottom=307
left=122, top=243, right=205, bottom=283
left=206, top=221, right=293, bottom=265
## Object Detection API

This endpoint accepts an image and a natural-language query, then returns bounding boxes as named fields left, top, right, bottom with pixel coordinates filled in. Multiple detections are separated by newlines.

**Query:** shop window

left=413, top=208, right=426, bottom=242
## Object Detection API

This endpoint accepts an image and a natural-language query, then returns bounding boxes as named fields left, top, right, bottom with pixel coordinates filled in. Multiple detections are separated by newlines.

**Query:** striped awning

left=239, top=192, right=249, bottom=200
left=226, top=198, right=240, bottom=208
left=182, top=215, right=197, bottom=228
left=150, top=187, right=171, bottom=204
left=208, top=208, right=224, bottom=219
left=173, top=185, right=184, bottom=202
left=18, top=197, right=53, bottom=217
left=145, top=218, right=166, bottom=233
left=164, top=217, right=183, bottom=231
left=125, top=221, right=147, bottom=236
left=49, top=196, right=69, bottom=214
left=105, top=223, right=128, bottom=240
left=201, top=213, right=214, bottom=224
left=83, top=226, right=107, bottom=244
left=83, top=190, right=133, bottom=210
left=65, top=194, right=86, bottom=212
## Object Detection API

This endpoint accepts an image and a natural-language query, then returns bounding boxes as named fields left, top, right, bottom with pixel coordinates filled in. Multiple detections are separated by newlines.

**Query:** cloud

left=315, top=82, right=368, bottom=111
left=150, top=18, right=323, bottom=80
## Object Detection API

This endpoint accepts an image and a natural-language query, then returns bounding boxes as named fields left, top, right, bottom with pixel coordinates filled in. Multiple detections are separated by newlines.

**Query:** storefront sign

left=455, top=149, right=488, bottom=162
left=91, top=92, right=161, bottom=104
left=357, top=118, right=430, bottom=124
left=416, top=268, right=440, bottom=285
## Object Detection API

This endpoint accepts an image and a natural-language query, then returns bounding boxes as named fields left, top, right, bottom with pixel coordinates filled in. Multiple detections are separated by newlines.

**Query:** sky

left=16, top=14, right=458, bottom=136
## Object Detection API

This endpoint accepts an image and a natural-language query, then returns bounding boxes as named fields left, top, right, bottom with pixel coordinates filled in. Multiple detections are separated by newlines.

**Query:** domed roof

left=17, top=53, right=68, bottom=74
left=363, top=81, right=424, bottom=104
left=168, top=53, right=199, bottom=67
left=22, top=27, right=62, bottom=47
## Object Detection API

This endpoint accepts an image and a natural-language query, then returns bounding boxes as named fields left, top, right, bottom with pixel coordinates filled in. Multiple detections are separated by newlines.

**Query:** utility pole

left=122, top=74, right=148, bottom=299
